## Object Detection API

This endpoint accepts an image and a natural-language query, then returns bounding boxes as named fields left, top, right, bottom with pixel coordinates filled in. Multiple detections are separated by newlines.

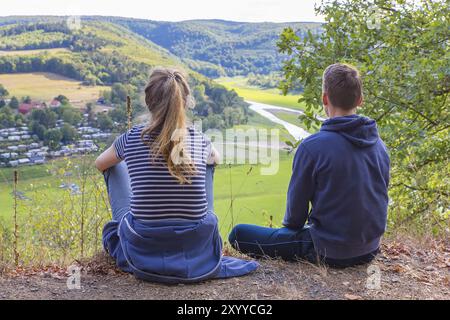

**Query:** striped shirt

left=114, top=124, right=212, bottom=221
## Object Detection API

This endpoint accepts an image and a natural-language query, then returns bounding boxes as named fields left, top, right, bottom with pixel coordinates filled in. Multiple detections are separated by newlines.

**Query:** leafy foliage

left=278, top=0, right=449, bottom=235
left=28, top=104, right=82, bottom=149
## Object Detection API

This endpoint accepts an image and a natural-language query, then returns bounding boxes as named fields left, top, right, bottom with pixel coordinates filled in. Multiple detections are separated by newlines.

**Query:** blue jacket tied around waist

left=103, top=212, right=259, bottom=283
left=102, top=128, right=259, bottom=283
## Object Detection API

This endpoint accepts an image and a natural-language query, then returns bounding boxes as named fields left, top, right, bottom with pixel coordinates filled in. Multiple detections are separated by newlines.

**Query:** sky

left=0, top=0, right=324, bottom=23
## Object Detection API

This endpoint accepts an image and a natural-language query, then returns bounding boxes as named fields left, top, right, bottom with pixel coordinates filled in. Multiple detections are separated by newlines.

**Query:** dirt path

left=1, top=239, right=448, bottom=300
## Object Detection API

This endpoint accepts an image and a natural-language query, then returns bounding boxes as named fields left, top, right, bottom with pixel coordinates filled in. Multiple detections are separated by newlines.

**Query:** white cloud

left=0, top=0, right=324, bottom=22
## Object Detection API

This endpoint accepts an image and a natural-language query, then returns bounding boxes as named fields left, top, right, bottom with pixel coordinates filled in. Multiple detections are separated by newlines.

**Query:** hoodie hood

left=320, top=115, right=379, bottom=148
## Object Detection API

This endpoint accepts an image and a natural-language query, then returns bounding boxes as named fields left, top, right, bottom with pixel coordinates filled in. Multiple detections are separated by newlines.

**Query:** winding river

left=247, top=101, right=311, bottom=141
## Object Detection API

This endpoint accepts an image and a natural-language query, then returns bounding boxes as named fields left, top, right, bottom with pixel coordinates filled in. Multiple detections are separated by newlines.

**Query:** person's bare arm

left=95, top=145, right=121, bottom=172
left=207, top=145, right=221, bottom=165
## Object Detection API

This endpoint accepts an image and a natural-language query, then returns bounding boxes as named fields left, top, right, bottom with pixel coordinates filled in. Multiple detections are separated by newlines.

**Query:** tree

left=278, top=0, right=449, bottom=234
left=97, top=113, right=114, bottom=131
left=0, top=84, right=8, bottom=97
left=109, top=106, right=127, bottom=123
left=9, top=96, right=19, bottom=109
left=111, top=83, right=128, bottom=102
left=223, top=107, right=245, bottom=127
left=44, top=128, right=62, bottom=150
left=14, top=113, right=25, bottom=127
left=203, top=114, right=225, bottom=130
left=0, top=106, right=15, bottom=128
left=54, top=95, right=69, bottom=105
left=85, top=103, right=96, bottom=124
left=31, top=108, right=57, bottom=128
left=61, top=107, right=82, bottom=126
left=61, top=123, right=78, bottom=144
left=0, top=100, right=5, bottom=108
left=30, top=121, right=47, bottom=140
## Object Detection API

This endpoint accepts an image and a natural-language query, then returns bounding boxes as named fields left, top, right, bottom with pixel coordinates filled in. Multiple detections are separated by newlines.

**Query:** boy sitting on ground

left=229, top=63, right=390, bottom=267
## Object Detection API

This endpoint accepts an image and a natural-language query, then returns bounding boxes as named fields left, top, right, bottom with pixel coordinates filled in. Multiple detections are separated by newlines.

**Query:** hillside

left=0, top=16, right=322, bottom=79
left=0, top=19, right=183, bottom=85
left=108, top=18, right=322, bottom=77
left=0, top=17, right=249, bottom=130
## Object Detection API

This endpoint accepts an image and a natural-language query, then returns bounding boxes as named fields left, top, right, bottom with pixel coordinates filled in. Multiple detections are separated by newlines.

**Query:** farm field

left=217, top=76, right=305, bottom=110
left=0, top=72, right=109, bottom=108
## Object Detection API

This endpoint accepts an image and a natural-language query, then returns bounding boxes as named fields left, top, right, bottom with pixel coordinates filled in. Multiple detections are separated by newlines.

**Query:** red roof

left=18, top=102, right=45, bottom=115
left=49, top=99, right=61, bottom=107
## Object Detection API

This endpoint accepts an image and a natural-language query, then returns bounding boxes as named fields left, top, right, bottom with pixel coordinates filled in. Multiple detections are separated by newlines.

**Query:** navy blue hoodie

left=283, top=115, right=390, bottom=259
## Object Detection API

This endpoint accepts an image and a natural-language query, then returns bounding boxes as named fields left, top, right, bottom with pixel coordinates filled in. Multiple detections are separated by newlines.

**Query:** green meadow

left=0, top=153, right=294, bottom=238
left=268, top=109, right=302, bottom=126
left=217, top=77, right=305, bottom=110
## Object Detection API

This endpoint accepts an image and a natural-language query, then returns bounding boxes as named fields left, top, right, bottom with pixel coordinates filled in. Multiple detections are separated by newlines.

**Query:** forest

left=0, top=17, right=321, bottom=79
left=100, top=18, right=322, bottom=77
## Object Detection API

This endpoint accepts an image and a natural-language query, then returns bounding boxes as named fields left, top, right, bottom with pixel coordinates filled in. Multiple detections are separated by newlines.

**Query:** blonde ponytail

left=141, top=68, right=197, bottom=184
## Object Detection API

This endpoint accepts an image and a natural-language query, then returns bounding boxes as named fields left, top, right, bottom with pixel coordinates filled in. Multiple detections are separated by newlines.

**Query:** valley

left=0, top=15, right=313, bottom=263
left=0, top=0, right=447, bottom=302
left=0, top=152, right=294, bottom=237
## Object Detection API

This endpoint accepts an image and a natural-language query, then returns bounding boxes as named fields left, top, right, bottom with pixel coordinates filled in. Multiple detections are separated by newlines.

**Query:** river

left=247, top=101, right=311, bottom=141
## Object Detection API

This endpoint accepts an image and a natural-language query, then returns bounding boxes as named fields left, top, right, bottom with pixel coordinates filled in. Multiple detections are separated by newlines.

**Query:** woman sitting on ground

left=95, top=67, right=258, bottom=283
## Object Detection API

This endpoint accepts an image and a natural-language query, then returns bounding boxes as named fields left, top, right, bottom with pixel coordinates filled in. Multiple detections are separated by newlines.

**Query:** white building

left=18, top=158, right=30, bottom=165
left=8, top=160, right=19, bottom=167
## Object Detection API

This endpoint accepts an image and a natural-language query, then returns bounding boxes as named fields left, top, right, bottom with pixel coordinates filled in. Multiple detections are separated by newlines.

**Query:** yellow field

left=0, top=72, right=109, bottom=108
left=0, top=48, right=70, bottom=56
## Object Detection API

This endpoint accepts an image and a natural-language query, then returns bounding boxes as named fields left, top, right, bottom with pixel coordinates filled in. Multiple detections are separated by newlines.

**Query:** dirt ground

left=0, top=238, right=448, bottom=300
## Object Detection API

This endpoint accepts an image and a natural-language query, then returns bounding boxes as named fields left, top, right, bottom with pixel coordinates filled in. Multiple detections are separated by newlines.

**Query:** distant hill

left=106, top=17, right=322, bottom=77
left=0, top=16, right=321, bottom=78
left=0, top=18, right=182, bottom=86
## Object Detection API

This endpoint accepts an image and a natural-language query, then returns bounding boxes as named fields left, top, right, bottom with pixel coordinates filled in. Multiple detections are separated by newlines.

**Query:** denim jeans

left=103, top=162, right=215, bottom=222
left=228, top=224, right=378, bottom=268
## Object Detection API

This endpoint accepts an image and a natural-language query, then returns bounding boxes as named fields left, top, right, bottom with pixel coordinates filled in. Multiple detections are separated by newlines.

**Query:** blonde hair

left=141, top=68, right=196, bottom=184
